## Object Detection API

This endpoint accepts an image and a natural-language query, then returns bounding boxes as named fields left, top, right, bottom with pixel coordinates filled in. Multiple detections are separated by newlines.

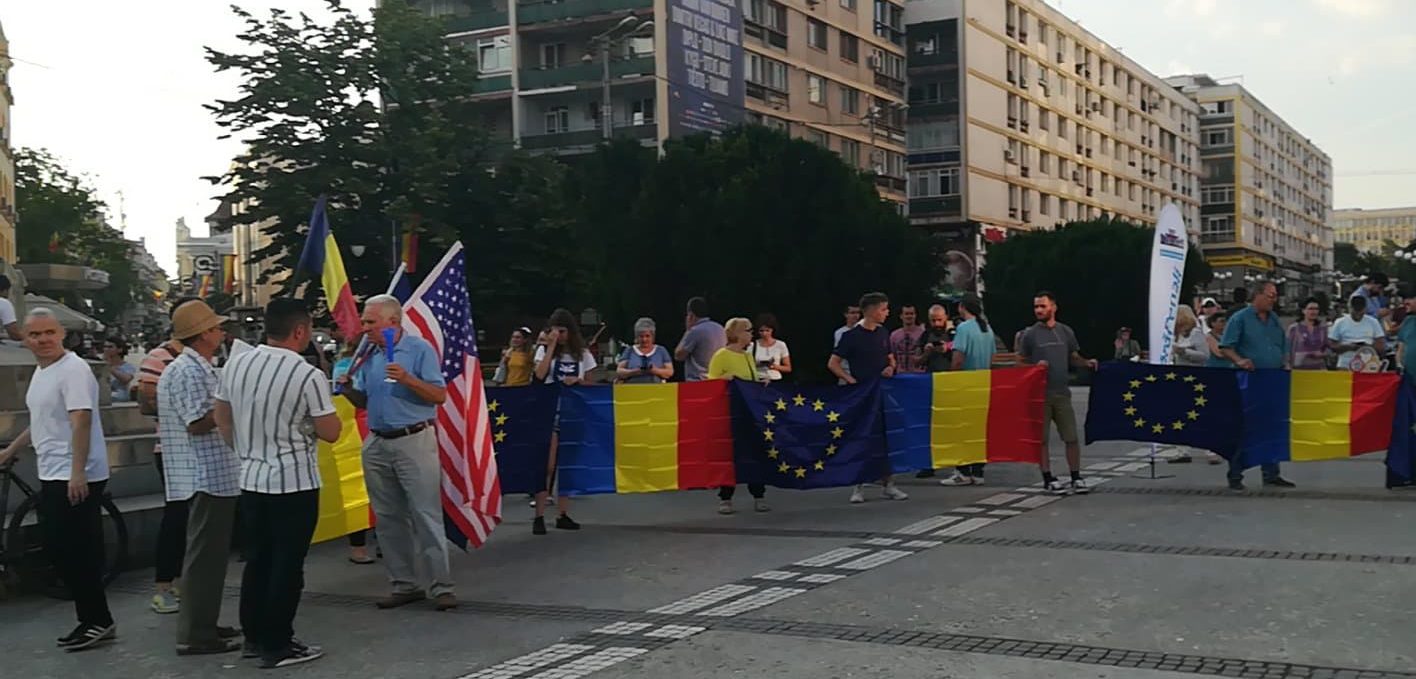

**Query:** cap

left=170, top=301, right=225, bottom=341
left=1201, top=297, right=1218, bottom=307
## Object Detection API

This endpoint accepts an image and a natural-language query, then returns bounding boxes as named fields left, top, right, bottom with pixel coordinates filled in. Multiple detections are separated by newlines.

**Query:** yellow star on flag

left=812, top=399, right=826, bottom=412
left=778, top=462, right=790, bottom=473
left=826, top=411, right=841, bottom=422
left=767, top=447, right=780, bottom=459
left=775, top=398, right=788, bottom=411
left=495, top=413, right=509, bottom=426
left=1122, top=392, right=1135, bottom=402
left=763, top=429, right=775, bottom=441
left=1186, top=410, right=1199, bottom=421
left=792, top=394, right=807, bottom=407
left=1193, top=383, right=1206, bottom=392
left=1183, top=375, right=1196, bottom=383
left=831, top=426, right=845, bottom=439
left=1151, top=423, right=1164, bottom=434
left=1145, top=374, right=1158, bottom=382
left=1129, top=379, right=1142, bottom=389
left=826, top=444, right=838, bottom=456
left=1124, top=406, right=1137, bottom=416
left=794, top=467, right=807, bottom=478
left=764, top=413, right=777, bottom=424
left=494, top=431, right=507, bottom=443
left=1172, top=421, right=1185, bottom=431
left=488, top=400, right=500, bottom=412
left=1165, top=372, right=1177, bottom=381
left=1194, top=396, right=1208, bottom=407
left=813, top=460, right=825, bottom=471
left=1134, top=417, right=1146, bottom=428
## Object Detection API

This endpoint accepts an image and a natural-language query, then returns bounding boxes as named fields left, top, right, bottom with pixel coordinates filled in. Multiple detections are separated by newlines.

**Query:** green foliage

left=981, top=217, right=1212, bottom=360
left=14, top=148, right=140, bottom=323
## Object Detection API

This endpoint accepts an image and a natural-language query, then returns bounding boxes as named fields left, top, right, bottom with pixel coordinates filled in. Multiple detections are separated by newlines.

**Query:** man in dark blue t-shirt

left=828, top=292, right=906, bottom=505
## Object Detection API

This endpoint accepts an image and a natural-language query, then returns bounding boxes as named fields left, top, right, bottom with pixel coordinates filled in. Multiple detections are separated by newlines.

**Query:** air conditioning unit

left=868, top=53, right=883, bottom=69
left=1004, top=148, right=1017, bottom=163
left=1021, top=166, right=1031, bottom=177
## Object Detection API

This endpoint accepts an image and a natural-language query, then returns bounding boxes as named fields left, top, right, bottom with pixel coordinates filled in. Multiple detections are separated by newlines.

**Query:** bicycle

left=0, top=459, right=129, bottom=598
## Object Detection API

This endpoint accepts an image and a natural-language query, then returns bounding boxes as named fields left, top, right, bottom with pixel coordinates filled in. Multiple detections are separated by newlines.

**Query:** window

left=476, top=36, right=510, bottom=73
left=1202, top=127, right=1233, bottom=146
left=872, top=49, right=906, bottom=81
left=879, top=150, right=906, bottom=177
left=1039, top=110, right=1049, bottom=131
left=1202, top=215, right=1236, bottom=243
left=746, top=53, right=789, bottom=92
left=807, top=74, right=826, bottom=105
left=540, top=43, right=565, bottom=68
left=1058, top=118, right=1067, bottom=139
left=744, top=0, right=788, bottom=33
left=808, top=129, right=829, bottom=147
left=808, top=19, right=828, bottom=50
left=874, top=0, right=905, bottom=45
left=1201, top=186, right=1235, bottom=204
left=1040, top=151, right=1052, bottom=174
left=914, top=35, right=937, bottom=56
left=631, top=97, right=655, bottom=125
left=841, top=0, right=856, bottom=10
left=908, top=81, right=945, bottom=105
left=841, top=33, right=860, bottom=62
left=841, top=139, right=861, bottom=167
left=907, top=120, right=959, bottom=150
left=544, top=106, right=569, bottom=134
left=1040, top=193, right=1051, bottom=216
left=841, top=86, right=860, bottom=115
left=625, top=36, right=654, bottom=57
left=908, top=167, right=960, bottom=197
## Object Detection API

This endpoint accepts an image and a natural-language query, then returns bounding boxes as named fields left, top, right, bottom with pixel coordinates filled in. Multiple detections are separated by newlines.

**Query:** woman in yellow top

left=493, top=327, right=534, bottom=387
left=708, top=317, right=770, bottom=514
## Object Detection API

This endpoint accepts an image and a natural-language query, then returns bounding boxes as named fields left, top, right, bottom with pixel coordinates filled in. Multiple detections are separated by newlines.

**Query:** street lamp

left=584, top=16, right=654, bottom=141
left=350, top=244, right=367, bottom=258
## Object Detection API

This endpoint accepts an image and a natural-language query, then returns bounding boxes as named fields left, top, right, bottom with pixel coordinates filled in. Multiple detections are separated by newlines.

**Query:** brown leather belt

left=372, top=421, right=434, bottom=440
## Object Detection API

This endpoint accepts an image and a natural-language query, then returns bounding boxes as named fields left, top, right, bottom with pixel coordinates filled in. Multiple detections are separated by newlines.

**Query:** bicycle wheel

left=4, top=492, right=131, bottom=595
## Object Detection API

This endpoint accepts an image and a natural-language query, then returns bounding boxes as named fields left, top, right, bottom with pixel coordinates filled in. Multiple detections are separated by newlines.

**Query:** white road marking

left=644, top=625, right=707, bottom=640
left=524, top=647, right=648, bottom=679
left=590, top=622, right=652, bottom=636
left=863, top=537, right=903, bottom=546
left=794, top=547, right=871, bottom=567
left=1013, top=494, right=1062, bottom=509
left=646, top=584, right=755, bottom=615
left=837, top=549, right=913, bottom=570
left=751, top=570, right=801, bottom=581
left=932, top=517, right=1000, bottom=537
left=700, top=587, right=807, bottom=617
left=895, top=515, right=963, bottom=534
left=798, top=573, right=847, bottom=584
left=976, top=492, right=1027, bottom=506
left=457, top=643, right=596, bottom=679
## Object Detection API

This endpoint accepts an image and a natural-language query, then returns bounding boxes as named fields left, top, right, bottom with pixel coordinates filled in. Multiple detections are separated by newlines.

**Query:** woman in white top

left=531, top=308, right=596, bottom=535
left=1169, top=304, right=1222, bottom=465
left=751, top=313, right=792, bottom=382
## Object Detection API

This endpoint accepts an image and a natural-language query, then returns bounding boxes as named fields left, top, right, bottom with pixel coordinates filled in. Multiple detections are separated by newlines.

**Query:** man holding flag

left=337, top=296, right=456, bottom=612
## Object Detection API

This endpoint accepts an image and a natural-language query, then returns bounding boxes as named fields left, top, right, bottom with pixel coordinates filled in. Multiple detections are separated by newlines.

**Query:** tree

left=14, top=148, right=140, bottom=323
left=981, top=217, right=1212, bottom=361
left=567, top=126, right=941, bottom=382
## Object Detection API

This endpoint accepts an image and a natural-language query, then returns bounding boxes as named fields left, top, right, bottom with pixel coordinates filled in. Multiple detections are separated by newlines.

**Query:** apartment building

left=1167, top=74, right=1332, bottom=300
left=904, top=0, right=1202, bottom=271
left=413, top=0, right=908, bottom=206
left=0, top=20, right=14, bottom=263
left=1332, top=207, right=1416, bottom=254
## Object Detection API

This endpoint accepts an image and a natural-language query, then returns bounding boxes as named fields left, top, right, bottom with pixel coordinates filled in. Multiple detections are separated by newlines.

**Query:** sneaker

left=848, top=485, right=866, bottom=504
left=151, top=589, right=180, bottom=614
left=177, top=639, right=242, bottom=656
left=717, top=500, right=735, bottom=515
left=242, top=641, right=261, bottom=659
left=64, top=623, right=116, bottom=652
left=1070, top=478, right=1093, bottom=495
left=1168, top=454, right=1193, bottom=464
left=433, top=593, right=458, bottom=611
left=915, top=469, right=936, bottom=478
left=1044, top=479, right=1072, bottom=495
left=532, top=516, right=546, bottom=535
left=375, top=590, right=426, bottom=609
left=1228, top=479, right=1245, bottom=492
left=1263, top=477, right=1296, bottom=488
left=1206, top=454, right=1224, bottom=465
left=261, top=643, right=324, bottom=669
left=218, top=626, right=243, bottom=639
left=939, top=472, right=974, bottom=486
left=882, top=484, right=909, bottom=501
left=57, top=623, right=85, bottom=648
left=753, top=499, right=771, bottom=513
left=555, top=514, right=581, bottom=530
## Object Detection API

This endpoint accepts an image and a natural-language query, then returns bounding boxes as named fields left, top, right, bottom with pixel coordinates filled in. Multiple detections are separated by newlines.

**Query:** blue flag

left=486, top=385, right=559, bottom=495
left=1387, top=381, right=1416, bottom=483
left=730, top=381, right=887, bottom=489
left=1084, top=362, right=1244, bottom=458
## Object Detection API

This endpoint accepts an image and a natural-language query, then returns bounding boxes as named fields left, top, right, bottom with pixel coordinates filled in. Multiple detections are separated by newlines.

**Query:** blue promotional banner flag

left=730, top=381, right=887, bottom=490
left=485, top=385, right=559, bottom=495
left=1084, top=362, right=1244, bottom=458
left=1386, top=381, right=1416, bottom=483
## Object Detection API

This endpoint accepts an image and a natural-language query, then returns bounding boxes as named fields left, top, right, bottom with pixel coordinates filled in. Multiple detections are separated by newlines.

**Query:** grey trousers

left=177, top=492, right=237, bottom=646
left=363, top=428, right=454, bottom=596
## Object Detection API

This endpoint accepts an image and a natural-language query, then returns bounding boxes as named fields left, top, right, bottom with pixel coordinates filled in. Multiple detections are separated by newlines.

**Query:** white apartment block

left=1332, top=206, right=1416, bottom=255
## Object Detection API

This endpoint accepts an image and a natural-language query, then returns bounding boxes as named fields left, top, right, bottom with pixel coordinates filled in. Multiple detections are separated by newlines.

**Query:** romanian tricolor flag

left=400, top=226, right=419, bottom=273
left=296, top=196, right=361, bottom=339
left=197, top=274, right=212, bottom=297
left=1238, top=370, right=1399, bottom=466
left=221, top=254, right=237, bottom=294
left=311, top=396, right=373, bottom=543
left=883, top=366, right=1047, bottom=471
left=555, top=381, right=735, bottom=495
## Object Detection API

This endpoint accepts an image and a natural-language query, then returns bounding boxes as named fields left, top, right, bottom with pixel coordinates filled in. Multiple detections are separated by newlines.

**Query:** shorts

left=1043, top=392, right=1079, bottom=445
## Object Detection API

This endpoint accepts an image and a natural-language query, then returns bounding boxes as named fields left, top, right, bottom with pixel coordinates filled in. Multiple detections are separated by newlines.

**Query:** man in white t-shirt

left=0, top=274, right=21, bottom=341
left=1329, top=295, right=1387, bottom=370
left=0, top=308, right=114, bottom=651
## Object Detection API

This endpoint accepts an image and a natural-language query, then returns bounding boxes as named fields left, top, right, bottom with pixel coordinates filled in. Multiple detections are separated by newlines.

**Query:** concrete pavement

left=4, top=391, right=1415, bottom=679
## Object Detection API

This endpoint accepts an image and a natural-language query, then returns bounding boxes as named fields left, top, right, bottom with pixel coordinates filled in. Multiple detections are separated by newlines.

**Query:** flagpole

left=335, top=262, right=407, bottom=394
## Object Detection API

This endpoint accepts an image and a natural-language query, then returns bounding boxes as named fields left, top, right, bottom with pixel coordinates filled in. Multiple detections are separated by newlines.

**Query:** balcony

left=520, top=56, right=653, bottom=90
left=519, top=122, right=656, bottom=150
left=472, top=75, right=513, bottom=94
left=517, top=0, right=653, bottom=25
left=443, top=9, right=508, bottom=33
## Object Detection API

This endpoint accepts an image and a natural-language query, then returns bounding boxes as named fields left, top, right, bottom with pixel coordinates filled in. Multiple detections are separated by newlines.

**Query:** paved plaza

left=5, top=392, right=1416, bottom=679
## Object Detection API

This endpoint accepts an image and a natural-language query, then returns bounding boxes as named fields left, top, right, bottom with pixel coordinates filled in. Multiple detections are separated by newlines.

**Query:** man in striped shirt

left=215, top=299, right=342, bottom=669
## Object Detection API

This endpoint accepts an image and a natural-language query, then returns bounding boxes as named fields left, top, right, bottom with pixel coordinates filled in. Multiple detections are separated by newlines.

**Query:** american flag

left=401, top=243, right=500, bottom=548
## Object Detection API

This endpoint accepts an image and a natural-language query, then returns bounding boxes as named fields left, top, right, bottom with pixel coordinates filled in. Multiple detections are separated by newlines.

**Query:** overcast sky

left=6, top=0, right=1413, bottom=275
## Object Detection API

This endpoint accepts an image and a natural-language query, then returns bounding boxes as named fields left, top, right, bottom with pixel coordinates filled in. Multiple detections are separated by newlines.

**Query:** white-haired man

left=0, top=309, right=114, bottom=650
left=336, top=295, right=454, bottom=611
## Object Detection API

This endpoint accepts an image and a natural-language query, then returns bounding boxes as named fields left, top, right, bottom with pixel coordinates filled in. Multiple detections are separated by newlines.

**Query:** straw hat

left=171, top=300, right=225, bottom=341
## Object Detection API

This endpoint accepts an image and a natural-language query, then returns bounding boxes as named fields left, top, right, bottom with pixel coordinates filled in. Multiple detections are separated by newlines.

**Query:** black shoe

left=261, top=642, right=324, bottom=669
left=1263, top=477, right=1296, bottom=488
left=532, top=516, right=547, bottom=535
left=64, top=623, right=116, bottom=652
left=242, top=641, right=261, bottom=659
left=555, top=514, right=581, bottom=530
left=217, top=626, right=242, bottom=639
left=1228, top=479, right=1245, bottom=492
left=57, top=623, right=86, bottom=647
left=177, top=639, right=242, bottom=656
left=915, top=469, right=936, bottom=478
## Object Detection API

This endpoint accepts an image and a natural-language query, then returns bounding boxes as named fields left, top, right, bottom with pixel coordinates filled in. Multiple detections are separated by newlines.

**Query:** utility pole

left=601, top=46, right=613, bottom=140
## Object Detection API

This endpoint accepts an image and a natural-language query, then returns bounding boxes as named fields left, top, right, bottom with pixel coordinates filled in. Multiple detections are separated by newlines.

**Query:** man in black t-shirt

left=829, top=292, right=907, bottom=505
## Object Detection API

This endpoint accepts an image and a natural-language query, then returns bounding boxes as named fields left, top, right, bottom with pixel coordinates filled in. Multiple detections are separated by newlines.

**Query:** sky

left=5, top=0, right=1415, bottom=275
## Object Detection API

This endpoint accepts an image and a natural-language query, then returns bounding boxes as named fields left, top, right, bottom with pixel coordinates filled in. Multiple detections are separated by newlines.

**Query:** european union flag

left=1084, top=362, right=1243, bottom=458
left=1386, top=381, right=1416, bottom=483
left=486, top=385, right=559, bottom=494
left=730, top=381, right=887, bottom=490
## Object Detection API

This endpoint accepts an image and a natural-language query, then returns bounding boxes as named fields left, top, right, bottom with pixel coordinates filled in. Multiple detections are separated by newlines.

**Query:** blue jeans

left=1227, top=455, right=1280, bottom=483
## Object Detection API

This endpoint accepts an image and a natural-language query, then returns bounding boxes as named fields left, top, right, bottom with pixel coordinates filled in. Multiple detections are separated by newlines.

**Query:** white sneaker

left=151, top=590, right=180, bottom=614
left=1044, top=479, right=1072, bottom=495
left=939, top=472, right=974, bottom=486
left=717, top=500, right=735, bottom=515
left=882, top=484, right=909, bottom=501
left=753, top=499, right=771, bottom=513
left=1071, top=477, right=1093, bottom=494
left=849, top=485, right=866, bottom=504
